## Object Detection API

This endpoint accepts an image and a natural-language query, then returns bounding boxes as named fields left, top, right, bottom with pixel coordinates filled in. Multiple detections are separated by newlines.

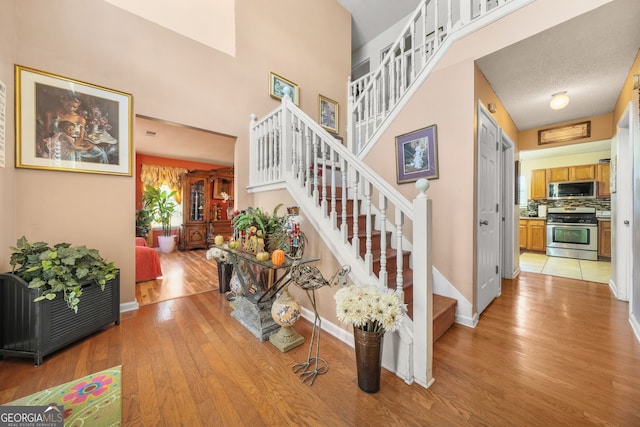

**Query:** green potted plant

left=232, top=204, right=306, bottom=256
left=142, top=185, right=177, bottom=253
left=1, top=236, right=120, bottom=365
left=8, top=236, right=118, bottom=313
left=135, top=208, right=153, bottom=239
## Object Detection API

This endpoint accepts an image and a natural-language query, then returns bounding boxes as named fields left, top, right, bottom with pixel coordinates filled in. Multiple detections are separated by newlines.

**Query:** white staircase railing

left=348, top=0, right=532, bottom=155
left=249, top=94, right=434, bottom=387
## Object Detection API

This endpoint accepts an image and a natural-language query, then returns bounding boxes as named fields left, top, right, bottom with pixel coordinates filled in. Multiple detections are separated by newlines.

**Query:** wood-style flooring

left=1, top=253, right=639, bottom=425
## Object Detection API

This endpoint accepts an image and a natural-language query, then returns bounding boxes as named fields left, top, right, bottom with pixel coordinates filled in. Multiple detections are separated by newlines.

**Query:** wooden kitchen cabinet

left=548, top=167, right=569, bottom=182
left=569, top=164, right=596, bottom=181
left=530, top=169, right=547, bottom=199
left=598, top=220, right=611, bottom=258
left=519, top=220, right=528, bottom=249
left=597, top=163, right=610, bottom=198
left=520, top=218, right=546, bottom=252
left=527, top=219, right=546, bottom=252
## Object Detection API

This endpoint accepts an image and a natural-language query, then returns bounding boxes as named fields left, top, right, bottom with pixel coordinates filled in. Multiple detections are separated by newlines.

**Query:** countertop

left=520, top=216, right=547, bottom=220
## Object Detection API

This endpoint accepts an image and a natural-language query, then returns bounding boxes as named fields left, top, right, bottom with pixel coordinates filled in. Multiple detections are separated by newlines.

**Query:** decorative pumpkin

left=214, top=235, right=224, bottom=246
left=256, top=251, right=270, bottom=262
left=271, top=249, right=285, bottom=266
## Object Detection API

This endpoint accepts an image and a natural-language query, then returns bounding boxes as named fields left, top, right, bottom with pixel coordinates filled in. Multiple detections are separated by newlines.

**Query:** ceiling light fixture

left=550, top=91, right=569, bottom=110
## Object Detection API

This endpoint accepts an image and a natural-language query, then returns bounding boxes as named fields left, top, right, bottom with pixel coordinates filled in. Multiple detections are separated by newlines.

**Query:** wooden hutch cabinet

left=179, top=168, right=234, bottom=251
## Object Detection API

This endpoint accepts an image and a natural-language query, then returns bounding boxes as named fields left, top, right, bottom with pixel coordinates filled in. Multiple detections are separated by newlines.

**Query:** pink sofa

left=135, top=238, right=163, bottom=282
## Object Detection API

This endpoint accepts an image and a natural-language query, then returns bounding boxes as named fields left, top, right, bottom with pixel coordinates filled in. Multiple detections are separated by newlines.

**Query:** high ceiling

left=137, top=0, right=639, bottom=163
left=340, top=0, right=640, bottom=133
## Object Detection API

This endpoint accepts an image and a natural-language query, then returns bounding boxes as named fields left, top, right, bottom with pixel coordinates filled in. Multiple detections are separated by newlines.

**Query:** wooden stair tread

left=433, top=294, right=457, bottom=317
left=433, top=294, right=457, bottom=342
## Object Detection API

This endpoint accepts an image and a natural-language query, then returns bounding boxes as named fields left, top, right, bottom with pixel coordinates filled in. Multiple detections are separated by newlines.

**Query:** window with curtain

left=141, top=164, right=189, bottom=229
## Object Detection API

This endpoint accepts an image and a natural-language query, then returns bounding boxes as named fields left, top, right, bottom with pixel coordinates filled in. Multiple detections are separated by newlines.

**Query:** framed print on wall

left=395, top=124, right=439, bottom=183
left=269, top=72, right=299, bottom=106
left=318, top=94, right=338, bottom=134
left=15, top=65, right=133, bottom=176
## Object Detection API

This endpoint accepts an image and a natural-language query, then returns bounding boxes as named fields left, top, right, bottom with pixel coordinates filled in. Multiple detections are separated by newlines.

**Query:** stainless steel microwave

left=548, top=181, right=597, bottom=200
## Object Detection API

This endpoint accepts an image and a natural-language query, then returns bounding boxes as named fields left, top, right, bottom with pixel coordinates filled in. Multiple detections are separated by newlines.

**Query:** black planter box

left=0, top=272, right=120, bottom=365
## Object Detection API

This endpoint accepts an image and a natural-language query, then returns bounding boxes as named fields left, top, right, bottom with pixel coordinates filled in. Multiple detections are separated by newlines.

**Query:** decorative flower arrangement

left=89, top=106, right=112, bottom=131
left=334, top=284, right=406, bottom=333
left=206, top=246, right=231, bottom=264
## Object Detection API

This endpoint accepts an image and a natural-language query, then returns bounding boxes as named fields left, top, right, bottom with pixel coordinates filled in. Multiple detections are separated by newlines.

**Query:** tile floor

left=519, top=252, right=611, bottom=284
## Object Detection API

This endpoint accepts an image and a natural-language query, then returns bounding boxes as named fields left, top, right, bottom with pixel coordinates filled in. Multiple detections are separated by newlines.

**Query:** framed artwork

left=269, top=72, right=299, bottom=106
left=318, top=94, right=338, bottom=134
left=212, top=178, right=233, bottom=200
left=395, top=124, right=439, bottom=183
left=538, top=120, right=590, bottom=145
left=15, top=65, right=133, bottom=176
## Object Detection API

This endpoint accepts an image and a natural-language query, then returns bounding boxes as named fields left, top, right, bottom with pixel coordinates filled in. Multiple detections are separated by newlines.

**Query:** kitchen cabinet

left=598, top=220, right=611, bottom=258
left=597, top=163, right=610, bottom=198
left=569, top=164, right=596, bottom=181
left=527, top=219, right=546, bottom=251
left=548, top=167, right=569, bottom=183
left=530, top=169, right=547, bottom=199
left=520, top=218, right=546, bottom=252
left=519, top=220, right=528, bottom=249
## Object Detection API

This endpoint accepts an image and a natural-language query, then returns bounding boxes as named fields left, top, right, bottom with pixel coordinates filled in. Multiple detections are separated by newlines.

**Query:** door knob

left=479, top=220, right=488, bottom=226
left=624, top=220, right=630, bottom=225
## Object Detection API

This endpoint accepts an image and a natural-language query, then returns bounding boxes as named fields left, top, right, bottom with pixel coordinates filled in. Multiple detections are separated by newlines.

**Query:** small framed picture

left=15, top=65, right=133, bottom=176
left=318, top=94, right=338, bottom=134
left=395, top=124, right=439, bottom=183
left=269, top=72, right=299, bottom=106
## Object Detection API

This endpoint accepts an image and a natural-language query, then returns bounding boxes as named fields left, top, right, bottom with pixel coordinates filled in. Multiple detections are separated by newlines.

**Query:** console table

left=217, top=245, right=318, bottom=342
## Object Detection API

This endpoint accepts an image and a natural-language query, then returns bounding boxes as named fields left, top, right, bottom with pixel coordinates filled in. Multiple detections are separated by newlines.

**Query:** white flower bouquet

left=206, top=247, right=231, bottom=264
left=334, top=284, right=406, bottom=333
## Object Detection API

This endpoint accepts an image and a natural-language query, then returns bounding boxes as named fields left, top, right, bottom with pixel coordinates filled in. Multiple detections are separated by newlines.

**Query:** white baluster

left=364, top=181, right=373, bottom=274
left=395, top=206, right=404, bottom=294
left=378, top=196, right=388, bottom=288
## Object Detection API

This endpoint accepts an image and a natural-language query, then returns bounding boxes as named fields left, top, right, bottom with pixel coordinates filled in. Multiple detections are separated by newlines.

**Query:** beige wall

left=365, top=59, right=477, bottom=304
left=1, top=0, right=351, bottom=306
left=0, top=0, right=17, bottom=270
left=613, top=49, right=640, bottom=123
left=474, top=64, right=519, bottom=144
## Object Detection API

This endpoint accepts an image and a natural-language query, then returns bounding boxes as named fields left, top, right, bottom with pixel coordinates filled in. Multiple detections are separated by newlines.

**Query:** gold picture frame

left=15, top=65, right=133, bottom=176
left=269, top=72, right=299, bottom=106
left=318, top=94, right=338, bottom=134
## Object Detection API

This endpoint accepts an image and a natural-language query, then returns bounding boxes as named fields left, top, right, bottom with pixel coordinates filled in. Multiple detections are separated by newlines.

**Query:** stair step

left=433, top=294, right=457, bottom=342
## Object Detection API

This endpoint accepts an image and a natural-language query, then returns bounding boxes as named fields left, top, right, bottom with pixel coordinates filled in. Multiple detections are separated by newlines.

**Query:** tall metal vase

left=353, top=326, right=384, bottom=393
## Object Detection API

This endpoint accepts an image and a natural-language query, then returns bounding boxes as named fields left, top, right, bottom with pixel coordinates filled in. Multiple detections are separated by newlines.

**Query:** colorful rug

left=2, top=365, right=121, bottom=426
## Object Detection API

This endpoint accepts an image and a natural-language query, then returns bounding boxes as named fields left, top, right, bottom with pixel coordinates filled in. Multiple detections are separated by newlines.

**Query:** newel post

left=412, top=178, right=434, bottom=388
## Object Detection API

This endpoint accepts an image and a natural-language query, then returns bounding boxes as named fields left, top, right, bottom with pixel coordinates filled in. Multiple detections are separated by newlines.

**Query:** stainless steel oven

left=546, top=207, right=598, bottom=260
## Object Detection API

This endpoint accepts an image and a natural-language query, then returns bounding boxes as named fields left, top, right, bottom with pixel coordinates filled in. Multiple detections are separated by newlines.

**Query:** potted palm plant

left=142, top=185, right=177, bottom=253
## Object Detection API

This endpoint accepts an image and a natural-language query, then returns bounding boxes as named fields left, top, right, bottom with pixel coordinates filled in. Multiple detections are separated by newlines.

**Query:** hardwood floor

left=135, top=249, right=219, bottom=305
left=1, top=259, right=639, bottom=425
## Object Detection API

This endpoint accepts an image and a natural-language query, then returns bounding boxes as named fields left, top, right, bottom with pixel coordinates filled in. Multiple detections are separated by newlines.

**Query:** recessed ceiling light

left=550, top=92, right=569, bottom=110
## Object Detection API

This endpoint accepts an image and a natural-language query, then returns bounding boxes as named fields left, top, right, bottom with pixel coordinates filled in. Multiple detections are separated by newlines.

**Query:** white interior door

left=477, top=104, right=500, bottom=315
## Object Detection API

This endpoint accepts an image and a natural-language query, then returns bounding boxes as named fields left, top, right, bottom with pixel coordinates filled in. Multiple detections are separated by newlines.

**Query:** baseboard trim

left=120, top=300, right=139, bottom=313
